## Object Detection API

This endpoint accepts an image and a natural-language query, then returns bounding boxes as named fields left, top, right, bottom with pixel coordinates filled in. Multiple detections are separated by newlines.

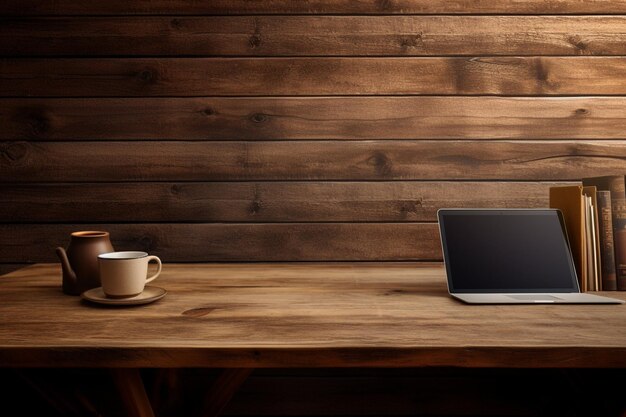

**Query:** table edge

left=1, top=346, right=625, bottom=368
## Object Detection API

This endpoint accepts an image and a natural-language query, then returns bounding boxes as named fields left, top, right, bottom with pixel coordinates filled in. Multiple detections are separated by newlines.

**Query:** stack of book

left=550, top=175, right=626, bottom=292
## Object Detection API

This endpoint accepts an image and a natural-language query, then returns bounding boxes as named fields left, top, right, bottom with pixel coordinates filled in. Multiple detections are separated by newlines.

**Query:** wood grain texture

left=0, top=182, right=569, bottom=223
left=2, top=57, right=626, bottom=97
left=2, top=141, right=624, bottom=182
left=4, top=97, right=626, bottom=140
left=2, top=0, right=626, bottom=15
left=3, top=16, right=626, bottom=57
left=0, top=263, right=625, bottom=368
left=0, top=223, right=441, bottom=262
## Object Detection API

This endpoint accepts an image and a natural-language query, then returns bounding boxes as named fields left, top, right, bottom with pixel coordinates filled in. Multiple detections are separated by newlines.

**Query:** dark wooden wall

left=2, top=0, right=626, bottom=272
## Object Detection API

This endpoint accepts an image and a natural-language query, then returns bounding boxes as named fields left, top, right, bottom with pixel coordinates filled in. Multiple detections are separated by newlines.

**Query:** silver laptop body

left=437, top=209, right=624, bottom=304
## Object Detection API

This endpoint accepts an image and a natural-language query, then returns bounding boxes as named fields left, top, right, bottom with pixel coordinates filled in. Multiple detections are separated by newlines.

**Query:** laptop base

left=452, top=292, right=624, bottom=304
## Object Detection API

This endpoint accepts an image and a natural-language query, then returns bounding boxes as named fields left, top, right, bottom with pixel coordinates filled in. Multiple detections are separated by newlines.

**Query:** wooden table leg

left=201, top=368, right=253, bottom=417
left=111, top=369, right=155, bottom=417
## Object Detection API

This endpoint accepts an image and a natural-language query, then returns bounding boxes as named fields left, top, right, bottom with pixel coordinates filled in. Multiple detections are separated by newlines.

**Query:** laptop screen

left=438, top=209, right=580, bottom=293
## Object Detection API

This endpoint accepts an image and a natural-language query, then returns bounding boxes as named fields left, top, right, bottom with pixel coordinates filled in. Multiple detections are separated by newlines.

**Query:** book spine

left=597, top=191, right=617, bottom=290
left=616, top=229, right=626, bottom=291
left=608, top=178, right=626, bottom=290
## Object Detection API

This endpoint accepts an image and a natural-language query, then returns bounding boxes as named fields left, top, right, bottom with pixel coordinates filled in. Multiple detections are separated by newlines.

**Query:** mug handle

left=145, top=256, right=162, bottom=284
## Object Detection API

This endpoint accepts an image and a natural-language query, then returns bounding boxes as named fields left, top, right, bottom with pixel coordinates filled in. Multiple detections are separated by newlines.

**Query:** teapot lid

left=71, top=231, right=109, bottom=238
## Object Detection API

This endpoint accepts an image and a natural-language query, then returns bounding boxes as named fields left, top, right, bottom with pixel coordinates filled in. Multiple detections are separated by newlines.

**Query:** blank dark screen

left=440, top=211, right=578, bottom=292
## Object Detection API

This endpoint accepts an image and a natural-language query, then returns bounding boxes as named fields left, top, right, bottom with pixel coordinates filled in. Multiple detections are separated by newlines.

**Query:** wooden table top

left=1, top=263, right=625, bottom=368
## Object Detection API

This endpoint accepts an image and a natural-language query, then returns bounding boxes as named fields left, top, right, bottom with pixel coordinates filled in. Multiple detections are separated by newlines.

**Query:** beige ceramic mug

left=98, top=251, right=162, bottom=298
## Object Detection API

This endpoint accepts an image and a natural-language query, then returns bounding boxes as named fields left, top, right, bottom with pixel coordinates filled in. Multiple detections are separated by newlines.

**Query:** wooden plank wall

left=2, top=3, right=626, bottom=416
left=1, top=0, right=626, bottom=269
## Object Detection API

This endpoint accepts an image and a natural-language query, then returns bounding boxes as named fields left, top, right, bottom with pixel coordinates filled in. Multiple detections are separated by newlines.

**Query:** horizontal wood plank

left=0, top=223, right=441, bottom=262
left=3, top=16, right=626, bottom=57
left=3, top=97, right=626, bottom=140
left=1, top=263, right=625, bottom=368
left=1, top=141, right=624, bottom=182
left=0, top=181, right=569, bottom=223
left=3, top=0, right=626, bottom=15
left=2, top=57, right=626, bottom=97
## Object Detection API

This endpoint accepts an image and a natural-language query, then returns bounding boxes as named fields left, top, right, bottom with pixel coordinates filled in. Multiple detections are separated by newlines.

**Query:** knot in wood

left=249, top=34, right=262, bottom=49
left=28, top=115, right=49, bottom=137
left=398, top=200, right=423, bottom=215
left=366, top=151, right=393, bottom=177
left=16, top=106, right=50, bottom=138
left=249, top=200, right=262, bottom=215
left=202, top=107, right=215, bottom=116
left=170, top=184, right=182, bottom=195
left=568, top=35, right=588, bottom=51
left=0, top=142, right=28, bottom=163
left=137, top=68, right=157, bottom=83
left=384, top=289, right=405, bottom=296
left=182, top=307, right=215, bottom=317
left=573, top=108, right=589, bottom=116
left=170, top=18, right=183, bottom=29
left=400, top=33, right=423, bottom=48
left=250, top=113, right=268, bottom=123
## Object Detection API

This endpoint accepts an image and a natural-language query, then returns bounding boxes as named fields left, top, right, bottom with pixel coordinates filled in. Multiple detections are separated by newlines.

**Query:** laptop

left=437, top=208, right=624, bottom=304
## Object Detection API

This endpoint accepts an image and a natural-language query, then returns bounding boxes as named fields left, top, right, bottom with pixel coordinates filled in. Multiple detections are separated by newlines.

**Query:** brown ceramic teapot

left=56, top=231, right=114, bottom=295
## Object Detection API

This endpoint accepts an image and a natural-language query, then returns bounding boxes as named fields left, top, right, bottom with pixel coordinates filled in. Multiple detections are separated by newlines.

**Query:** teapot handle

left=56, top=247, right=76, bottom=282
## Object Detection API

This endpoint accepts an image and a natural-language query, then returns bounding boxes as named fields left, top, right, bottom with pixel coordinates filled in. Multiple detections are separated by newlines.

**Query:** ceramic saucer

left=81, top=286, right=166, bottom=306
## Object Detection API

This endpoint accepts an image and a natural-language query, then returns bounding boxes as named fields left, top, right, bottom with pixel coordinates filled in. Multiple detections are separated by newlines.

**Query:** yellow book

left=549, top=186, right=601, bottom=292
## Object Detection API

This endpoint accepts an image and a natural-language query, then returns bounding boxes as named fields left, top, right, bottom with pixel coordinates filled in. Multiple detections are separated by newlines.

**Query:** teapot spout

left=56, top=247, right=78, bottom=295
